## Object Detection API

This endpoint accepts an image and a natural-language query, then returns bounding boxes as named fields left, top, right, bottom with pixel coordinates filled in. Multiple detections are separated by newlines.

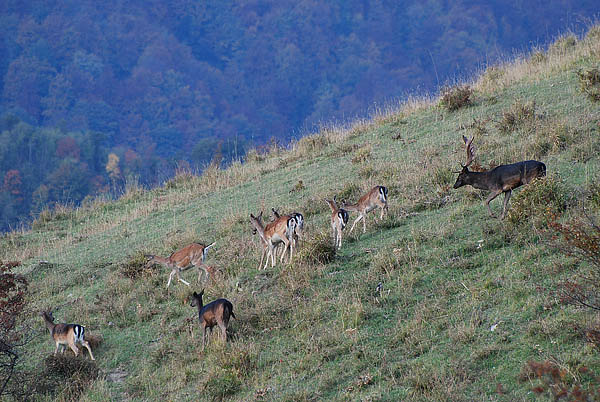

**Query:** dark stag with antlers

left=453, top=136, right=546, bottom=219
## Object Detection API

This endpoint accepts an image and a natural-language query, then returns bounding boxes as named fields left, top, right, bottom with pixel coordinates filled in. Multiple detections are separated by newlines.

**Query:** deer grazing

left=453, top=136, right=546, bottom=219
left=250, top=212, right=295, bottom=269
left=325, top=196, right=349, bottom=249
left=190, top=290, right=236, bottom=351
left=40, top=310, right=95, bottom=360
left=343, top=186, right=388, bottom=234
left=145, top=242, right=215, bottom=288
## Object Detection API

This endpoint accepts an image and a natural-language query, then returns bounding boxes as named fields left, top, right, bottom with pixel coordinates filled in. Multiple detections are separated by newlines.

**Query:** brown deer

left=40, top=310, right=95, bottom=360
left=271, top=208, right=304, bottom=251
left=145, top=242, right=215, bottom=288
left=453, top=136, right=546, bottom=219
left=250, top=212, right=295, bottom=269
left=343, top=186, right=388, bottom=234
left=325, top=196, right=349, bottom=249
left=190, top=290, right=236, bottom=351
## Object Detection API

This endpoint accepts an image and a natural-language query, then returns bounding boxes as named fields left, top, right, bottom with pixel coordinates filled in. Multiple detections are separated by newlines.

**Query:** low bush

left=33, top=355, right=99, bottom=401
left=497, top=99, right=537, bottom=134
left=439, top=85, right=473, bottom=111
left=576, top=67, right=600, bottom=102
left=506, top=176, right=569, bottom=229
left=549, top=213, right=600, bottom=311
left=120, top=252, right=157, bottom=279
left=294, top=230, right=336, bottom=266
left=519, top=360, right=599, bottom=400
left=351, top=145, right=372, bottom=164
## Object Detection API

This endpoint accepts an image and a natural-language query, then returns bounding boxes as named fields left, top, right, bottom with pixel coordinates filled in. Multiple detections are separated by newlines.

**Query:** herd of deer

left=40, top=136, right=546, bottom=357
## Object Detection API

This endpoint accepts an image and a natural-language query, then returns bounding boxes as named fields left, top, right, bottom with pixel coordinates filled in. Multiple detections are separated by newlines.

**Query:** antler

left=462, top=135, right=475, bottom=167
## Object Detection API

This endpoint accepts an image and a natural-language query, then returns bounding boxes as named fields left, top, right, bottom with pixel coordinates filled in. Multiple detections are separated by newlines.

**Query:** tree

left=0, top=261, right=28, bottom=398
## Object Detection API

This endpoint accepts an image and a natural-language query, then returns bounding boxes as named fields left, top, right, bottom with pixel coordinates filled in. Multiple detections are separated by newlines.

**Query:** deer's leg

left=197, top=265, right=209, bottom=284
left=201, top=323, right=207, bottom=351
left=279, top=237, right=290, bottom=264
left=363, top=214, right=367, bottom=233
left=267, top=244, right=276, bottom=268
left=349, top=215, right=363, bottom=233
left=381, top=203, right=388, bottom=219
left=166, top=270, right=176, bottom=288
left=175, top=268, right=190, bottom=286
left=485, top=190, right=503, bottom=218
left=68, top=340, right=80, bottom=357
left=54, top=342, right=60, bottom=355
left=500, top=190, right=512, bottom=220
left=82, top=340, right=95, bottom=360
left=218, top=320, right=227, bottom=344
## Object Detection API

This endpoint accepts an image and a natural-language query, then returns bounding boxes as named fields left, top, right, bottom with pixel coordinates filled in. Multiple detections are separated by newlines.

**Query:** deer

left=145, top=242, right=215, bottom=289
left=343, top=186, right=389, bottom=234
left=40, top=310, right=95, bottom=360
left=250, top=212, right=295, bottom=269
left=325, top=196, right=349, bottom=249
left=453, top=135, right=546, bottom=219
left=271, top=208, right=304, bottom=249
left=190, top=290, right=236, bottom=351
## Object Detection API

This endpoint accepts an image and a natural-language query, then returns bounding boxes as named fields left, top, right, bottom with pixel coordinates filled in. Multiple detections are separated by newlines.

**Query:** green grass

left=2, top=31, right=600, bottom=401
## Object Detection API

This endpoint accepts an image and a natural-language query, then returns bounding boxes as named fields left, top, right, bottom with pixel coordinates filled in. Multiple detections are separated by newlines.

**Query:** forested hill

left=0, top=0, right=598, bottom=231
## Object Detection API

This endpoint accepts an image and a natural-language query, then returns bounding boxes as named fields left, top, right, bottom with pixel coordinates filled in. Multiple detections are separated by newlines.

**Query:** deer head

left=453, top=136, right=475, bottom=189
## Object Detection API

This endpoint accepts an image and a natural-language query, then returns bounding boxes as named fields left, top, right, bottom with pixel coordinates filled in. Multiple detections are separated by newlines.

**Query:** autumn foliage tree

left=549, top=213, right=600, bottom=311
left=0, top=260, right=28, bottom=398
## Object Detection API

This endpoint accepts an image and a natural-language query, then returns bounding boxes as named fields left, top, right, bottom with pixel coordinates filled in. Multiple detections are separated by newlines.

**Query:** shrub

left=529, top=51, right=547, bottom=65
left=497, top=99, right=537, bottom=134
left=519, top=360, right=599, bottom=400
left=33, top=355, right=99, bottom=401
left=245, top=148, right=265, bottom=163
left=506, top=176, right=568, bottom=229
left=337, top=182, right=362, bottom=203
left=576, top=67, right=600, bottom=102
left=351, top=145, right=372, bottom=164
left=295, top=134, right=330, bottom=156
left=0, top=261, right=28, bottom=399
left=120, top=252, right=157, bottom=279
left=439, top=85, right=473, bottom=111
left=203, top=368, right=242, bottom=397
left=548, top=34, right=577, bottom=55
left=294, top=230, right=336, bottom=266
left=549, top=213, right=600, bottom=311
left=586, top=25, right=600, bottom=41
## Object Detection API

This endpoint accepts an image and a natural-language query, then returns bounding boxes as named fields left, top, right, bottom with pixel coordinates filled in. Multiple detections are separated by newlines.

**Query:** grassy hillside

left=2, top=29, right=600, bottom=401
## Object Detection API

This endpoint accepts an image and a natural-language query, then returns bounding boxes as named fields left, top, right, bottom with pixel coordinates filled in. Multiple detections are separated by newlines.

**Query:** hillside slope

left=2, top=29, right=600, bottom=400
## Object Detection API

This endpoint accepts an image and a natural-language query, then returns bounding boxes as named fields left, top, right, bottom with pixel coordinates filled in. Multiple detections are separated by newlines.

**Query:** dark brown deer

left=190, top=290, right=236, bottom=351
left=453, top=136, right=546, bottom=219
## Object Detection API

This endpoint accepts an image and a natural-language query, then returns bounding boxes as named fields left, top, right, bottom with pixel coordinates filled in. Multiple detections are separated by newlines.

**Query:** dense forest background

left=0, top=0, right=598, bottom=231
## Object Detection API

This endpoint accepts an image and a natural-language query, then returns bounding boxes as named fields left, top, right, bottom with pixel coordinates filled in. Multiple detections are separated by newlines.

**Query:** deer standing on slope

left=453, top=136, right=546, bottom=219
left=325, top=196, right=349, bottom=250
left=343, top=186, right=388, bottom=234
left=190, top=290, right=235, bottom=351
left=250, top=212, right=295, bottom=269
left=271, top=208, right=304, bottom=251
left=145, top=242, right=215, bottom=288
left=40, top=310, right=95, bottom=360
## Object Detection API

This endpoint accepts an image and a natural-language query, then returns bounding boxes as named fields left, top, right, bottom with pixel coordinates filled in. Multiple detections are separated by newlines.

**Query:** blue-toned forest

left=0, top=0, right=598, bottom=231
